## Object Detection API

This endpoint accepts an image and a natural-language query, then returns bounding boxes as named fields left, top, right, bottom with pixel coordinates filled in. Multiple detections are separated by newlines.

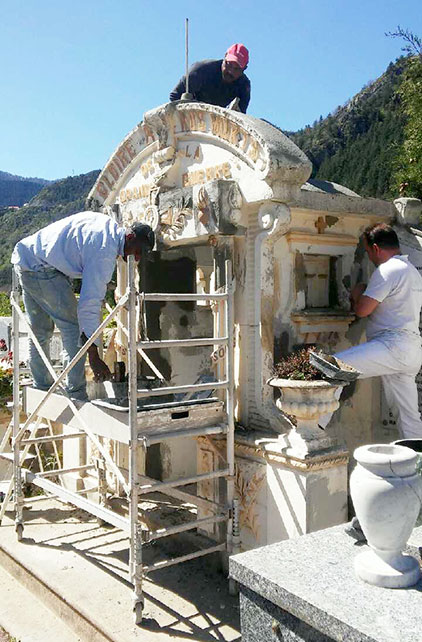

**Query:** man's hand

left=350, top=283, right=367, bottom=308
left=88, top=351, right=112, bottom=383
left=81, top=333, right=112, bottom=383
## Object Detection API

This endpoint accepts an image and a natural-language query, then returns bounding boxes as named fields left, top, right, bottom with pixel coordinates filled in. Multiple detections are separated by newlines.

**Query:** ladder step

left=0, top=452, right=36, bottom=462
left=137, top=468, right=230, bottom=495
left=137, top=380, right=228, bottom=398
left=142, top=543, right=226, bottom=574
left=141, top=292, right=228, bottom=302
left=21, top=432, right=84, bottom=445
left=138, top=337, right=228, bottom=349
left=139, top=424, right=227, bottom=446
left=147, top=513, right=228, bottom=542
left=19, top=423, right=50, bottom=431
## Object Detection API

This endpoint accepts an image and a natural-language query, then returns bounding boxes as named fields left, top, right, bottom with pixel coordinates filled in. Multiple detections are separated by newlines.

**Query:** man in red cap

left=170, top=43, right=251, bottom=113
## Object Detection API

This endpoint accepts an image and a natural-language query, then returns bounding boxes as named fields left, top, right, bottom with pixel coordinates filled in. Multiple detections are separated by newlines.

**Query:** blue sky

left=2, top=0, right=421, bottom=180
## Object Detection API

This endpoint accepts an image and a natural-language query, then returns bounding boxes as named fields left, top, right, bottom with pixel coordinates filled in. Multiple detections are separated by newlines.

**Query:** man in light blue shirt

left=12, top=211, right=154, bottom=400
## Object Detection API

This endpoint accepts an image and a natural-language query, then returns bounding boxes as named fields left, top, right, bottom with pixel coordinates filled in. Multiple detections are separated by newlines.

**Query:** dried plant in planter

left=273, top=347, right=324, bottom=381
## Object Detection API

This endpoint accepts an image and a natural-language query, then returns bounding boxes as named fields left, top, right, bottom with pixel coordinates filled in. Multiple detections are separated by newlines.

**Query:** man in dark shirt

left=170, top=43, right=251, bottom=113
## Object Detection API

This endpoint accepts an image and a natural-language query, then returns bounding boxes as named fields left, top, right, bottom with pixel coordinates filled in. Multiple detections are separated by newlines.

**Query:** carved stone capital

left=258, top=202, right=291, bottom=242
left=394, top=197, right=422, bottom=226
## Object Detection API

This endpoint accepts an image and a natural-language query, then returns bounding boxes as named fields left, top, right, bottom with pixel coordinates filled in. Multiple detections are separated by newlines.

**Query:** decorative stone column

left=242, top=201, right=292, bottom=433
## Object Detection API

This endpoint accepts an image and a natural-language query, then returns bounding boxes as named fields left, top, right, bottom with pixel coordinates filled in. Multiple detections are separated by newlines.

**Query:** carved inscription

left=177, top=110, right=264, bottom=167
left=209, top=114, right=261, bottom=163
left=94, top=106, right=266, bottom=204
left=179, top=110, right=207, bottom=133
left=182, top=162, right=232, bottom=187
left=119, top=184, right=153, bottom=202
left=96, top=141, right=137, bottom=199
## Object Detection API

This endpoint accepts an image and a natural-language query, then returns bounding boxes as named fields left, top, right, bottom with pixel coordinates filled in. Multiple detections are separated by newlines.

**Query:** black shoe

left=345, top=517, right=367, bottom=543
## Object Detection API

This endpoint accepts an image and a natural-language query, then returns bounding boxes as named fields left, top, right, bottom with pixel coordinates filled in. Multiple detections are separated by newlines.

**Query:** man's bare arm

left=350, top=283, right=379, bottom=318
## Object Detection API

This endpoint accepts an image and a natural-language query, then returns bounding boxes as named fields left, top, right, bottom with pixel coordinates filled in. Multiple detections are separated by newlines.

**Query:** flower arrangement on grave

left=268, top=347, right=345, bottom=452
left=0, top=343, right=13, bottom=407
left=273, top=346, right=324, bottom=381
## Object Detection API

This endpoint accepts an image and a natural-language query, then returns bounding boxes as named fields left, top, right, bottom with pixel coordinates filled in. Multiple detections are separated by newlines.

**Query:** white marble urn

left=350, top=444, right=422, bottom=588
left=268, top=378, right=344, bottom=456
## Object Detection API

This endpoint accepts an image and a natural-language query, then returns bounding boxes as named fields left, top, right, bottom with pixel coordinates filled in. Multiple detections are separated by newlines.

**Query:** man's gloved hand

left=88, top=352, right=112, bottom=383
left=82, top=333, right=113, bottom=383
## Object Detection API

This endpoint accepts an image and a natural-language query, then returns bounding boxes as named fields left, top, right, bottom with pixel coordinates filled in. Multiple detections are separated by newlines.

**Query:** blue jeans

left=18, top=267, right=87, bottom=400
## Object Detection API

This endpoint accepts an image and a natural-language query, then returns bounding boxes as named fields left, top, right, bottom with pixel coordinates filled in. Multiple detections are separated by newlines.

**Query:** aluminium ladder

left=9, top=255, right=239, bottom=623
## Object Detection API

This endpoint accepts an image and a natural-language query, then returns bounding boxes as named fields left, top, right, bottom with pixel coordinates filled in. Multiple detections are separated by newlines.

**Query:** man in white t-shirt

left=335, top=222, right=422, bottom=439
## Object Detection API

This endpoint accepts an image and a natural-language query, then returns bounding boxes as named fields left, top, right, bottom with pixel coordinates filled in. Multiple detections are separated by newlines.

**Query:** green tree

left=0, top=292, right=11, bottom=316
left=387, top=27, right=422, bottom=198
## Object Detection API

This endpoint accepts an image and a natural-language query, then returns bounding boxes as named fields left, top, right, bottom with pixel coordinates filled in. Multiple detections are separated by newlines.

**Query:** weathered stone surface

left=394, top=197, right=422, bottom=226
left=88, top=102, right=312, bottom=211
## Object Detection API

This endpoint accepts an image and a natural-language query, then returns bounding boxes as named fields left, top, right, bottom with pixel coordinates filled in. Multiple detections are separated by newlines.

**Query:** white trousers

left=335, top=333, right=422, bottom=439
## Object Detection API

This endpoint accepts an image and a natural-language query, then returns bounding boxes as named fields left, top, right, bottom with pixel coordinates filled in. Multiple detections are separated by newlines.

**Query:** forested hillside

left=289, top=57, right=408, bottom=199
left=0, top=170, right=99, bottom=290
left=0, top=171, right=51, bottom=207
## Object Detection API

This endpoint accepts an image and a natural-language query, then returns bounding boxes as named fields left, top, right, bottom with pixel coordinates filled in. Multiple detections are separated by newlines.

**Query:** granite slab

left=239, top=585, right=336, bottom=642
left=230, top=524, right=422, bottom=642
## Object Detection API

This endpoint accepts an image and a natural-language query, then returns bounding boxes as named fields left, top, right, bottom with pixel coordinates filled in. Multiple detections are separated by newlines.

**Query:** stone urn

left=268, top=378, right=344, bottom=456
left=350, top=444, right=422, bottom=588
left=393, top=439, right=422, bottom=527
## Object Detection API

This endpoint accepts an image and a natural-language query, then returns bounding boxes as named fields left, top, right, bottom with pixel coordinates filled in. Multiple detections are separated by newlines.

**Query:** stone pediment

left=87, top=102, right=311, bottom=244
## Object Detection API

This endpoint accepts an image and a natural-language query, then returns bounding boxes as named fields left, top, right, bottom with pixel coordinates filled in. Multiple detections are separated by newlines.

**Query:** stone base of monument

left=197, top=431, right=348, bottom=550
left=230, top=523, right=422, bottom=642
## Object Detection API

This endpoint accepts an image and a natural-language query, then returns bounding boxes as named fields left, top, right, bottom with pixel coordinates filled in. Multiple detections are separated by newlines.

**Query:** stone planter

left=350, top=444, right=422, bottom=588
left=268, top=378, right=344, bottom=456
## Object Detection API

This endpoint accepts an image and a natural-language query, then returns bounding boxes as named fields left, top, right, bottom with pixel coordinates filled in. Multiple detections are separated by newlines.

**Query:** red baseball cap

left=225, top=43, right=249, bottom=69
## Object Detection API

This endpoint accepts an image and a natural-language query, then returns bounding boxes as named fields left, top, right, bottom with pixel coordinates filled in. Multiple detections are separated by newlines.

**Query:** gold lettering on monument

left=142, top=124, right=156, bottom=145
left=140, top=158, right=158, bottom=179
left=178, top=145, right=200, bottom=160
left=95, top=107, right=265, bottom=203
left=176, top=110, right=264, bottom=168
left=120, top=183, right=153, bottom=203
left=209, top=114, right=262, bottom=165
left=182, top=162, right=231, bottom=187
left=248, top=139, right=260, bottom=162
left=96, top=141, right=137, bottom=200
left=179, top=110, right=206, bottom=133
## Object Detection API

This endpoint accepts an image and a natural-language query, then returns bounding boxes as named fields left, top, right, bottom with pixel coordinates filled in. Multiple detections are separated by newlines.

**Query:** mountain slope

left=289, top=57, right=408, bottom=199
left=0, top=170, right=100, bottom=290
left=0, top=171, right=51, bottom=207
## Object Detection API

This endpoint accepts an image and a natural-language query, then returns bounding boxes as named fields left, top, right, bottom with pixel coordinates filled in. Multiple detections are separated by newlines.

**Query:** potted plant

left=0, top=347, right=14, bottom=431
left=268, top=347, right=346, bottom=454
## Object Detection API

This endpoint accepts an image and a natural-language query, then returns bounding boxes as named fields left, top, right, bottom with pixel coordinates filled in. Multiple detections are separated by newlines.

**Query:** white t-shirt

left=364, top=255, right=422, bottom=340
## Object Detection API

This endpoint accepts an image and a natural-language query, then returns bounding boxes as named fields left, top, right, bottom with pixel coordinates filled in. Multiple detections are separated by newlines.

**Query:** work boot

left=344, top=516, right=367, bottom=543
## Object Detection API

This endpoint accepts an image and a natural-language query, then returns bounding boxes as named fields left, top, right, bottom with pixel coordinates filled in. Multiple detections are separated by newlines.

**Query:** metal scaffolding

left=2, top=256, right=239, bottom=623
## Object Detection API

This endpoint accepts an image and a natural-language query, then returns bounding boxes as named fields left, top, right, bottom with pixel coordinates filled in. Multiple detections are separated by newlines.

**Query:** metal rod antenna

left=185, top=18, right=189, bottom=95
left=181, top=18, right=193, bottom=101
